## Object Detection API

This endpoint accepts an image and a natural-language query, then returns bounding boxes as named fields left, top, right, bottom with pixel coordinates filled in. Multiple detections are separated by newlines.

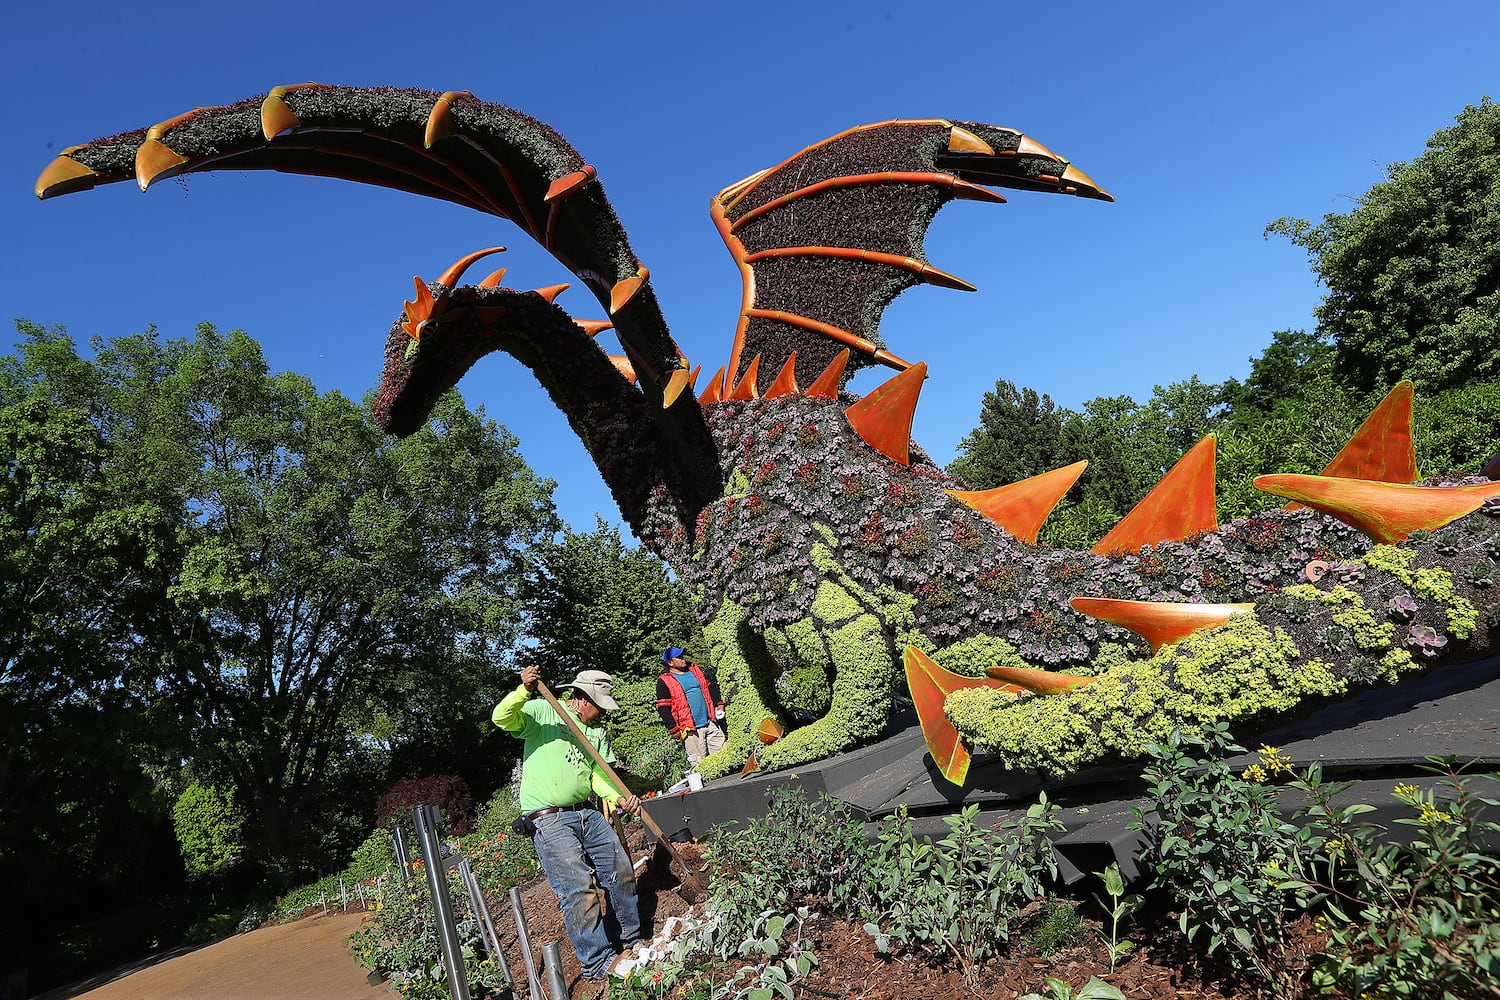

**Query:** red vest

left=657, top=663, right=719, bottom=735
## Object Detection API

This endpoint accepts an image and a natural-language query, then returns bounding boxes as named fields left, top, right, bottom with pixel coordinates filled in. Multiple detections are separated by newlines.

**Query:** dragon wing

left=35, top=84, right=721, bottom=511
left=710, top=119, right=1111, bottom=394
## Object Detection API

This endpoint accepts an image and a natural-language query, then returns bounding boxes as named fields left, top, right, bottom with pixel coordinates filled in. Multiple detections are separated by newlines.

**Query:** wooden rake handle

left=533, top=681, right=706, bottom=894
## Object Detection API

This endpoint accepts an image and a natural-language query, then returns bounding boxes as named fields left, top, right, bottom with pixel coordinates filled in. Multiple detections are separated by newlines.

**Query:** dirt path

left=55, top=910, right=384, bottom=1000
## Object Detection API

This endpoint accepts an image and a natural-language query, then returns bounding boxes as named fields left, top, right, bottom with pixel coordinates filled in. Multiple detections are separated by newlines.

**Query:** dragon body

left=38, top=86, right=1500, bottom=785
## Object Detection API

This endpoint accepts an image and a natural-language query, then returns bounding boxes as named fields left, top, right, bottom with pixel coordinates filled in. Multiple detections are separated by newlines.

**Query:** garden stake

left=508, top=885, right=544, bottom=1000
left=534, top=681, right=706, bottom=899
left=541, top=941, right=569, bottom=1000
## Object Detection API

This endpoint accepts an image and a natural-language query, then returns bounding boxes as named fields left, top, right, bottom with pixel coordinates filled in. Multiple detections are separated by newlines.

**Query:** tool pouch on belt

left=511, top=814, right=538, bottom=837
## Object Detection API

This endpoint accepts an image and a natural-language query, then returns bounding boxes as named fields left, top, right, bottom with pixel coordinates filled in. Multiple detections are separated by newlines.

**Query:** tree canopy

left=1267, top=97, right=1500, bottom=394
left=2, top=321, right=559, bottom=910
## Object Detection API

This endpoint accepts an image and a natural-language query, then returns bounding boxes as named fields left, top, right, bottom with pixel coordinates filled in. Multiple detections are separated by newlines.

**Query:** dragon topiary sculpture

left=37, top=86, right=1500, bottom=784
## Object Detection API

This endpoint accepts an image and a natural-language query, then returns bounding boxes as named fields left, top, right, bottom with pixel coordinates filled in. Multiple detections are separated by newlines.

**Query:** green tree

left=948, top=380, right=1068, bottom=488
left=524, top=517, right=697, bottom=687
left=3, top=321, right=559, bottom=884
left=1267, top=97, right=1500, bottom=394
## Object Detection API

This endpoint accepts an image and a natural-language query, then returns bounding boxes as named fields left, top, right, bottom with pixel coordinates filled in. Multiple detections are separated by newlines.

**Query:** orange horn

left=948, top=460, right=1087, bottom=545
left=1093, top=435, right=1217, bottom=556
left=1069, top=597, right=1254, bottom=652
left=845, top=362, right=927, bottom=465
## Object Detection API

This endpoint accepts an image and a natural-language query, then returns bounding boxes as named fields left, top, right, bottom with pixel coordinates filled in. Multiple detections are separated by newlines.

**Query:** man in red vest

left=655, top=647, right=727, bottom=769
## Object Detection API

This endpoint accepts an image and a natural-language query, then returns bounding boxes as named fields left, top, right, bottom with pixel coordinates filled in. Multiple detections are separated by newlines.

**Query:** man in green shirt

left=493, top=664, right=642, bottom=982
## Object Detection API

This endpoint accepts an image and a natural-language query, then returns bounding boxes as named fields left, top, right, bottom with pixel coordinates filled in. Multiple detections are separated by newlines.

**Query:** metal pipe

left=393, top=827, right=412, bottom=891
left=541, top=941, right=568, bottom=1000
left=459, top=858, right=514, bottom=993
left=415, top=805, right=471, bottom=1000
left=509, top=885, right=544, bottom=1000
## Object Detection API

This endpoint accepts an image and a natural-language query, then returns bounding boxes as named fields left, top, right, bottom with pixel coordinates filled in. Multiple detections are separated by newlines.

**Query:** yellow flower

left=1242, top=763, right=1267, bottom=783
left=1257, top=744, right=1292, bottom=775
left=1323, top=837, right=1344, bottom=856
left=1393, top=782, right=1420, bottom=802
left=1418, top=803, right=1452, bottom=826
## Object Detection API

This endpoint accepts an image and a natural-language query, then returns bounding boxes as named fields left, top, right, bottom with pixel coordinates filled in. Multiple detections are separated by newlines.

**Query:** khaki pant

left=683, top=723, right=726, bottom=767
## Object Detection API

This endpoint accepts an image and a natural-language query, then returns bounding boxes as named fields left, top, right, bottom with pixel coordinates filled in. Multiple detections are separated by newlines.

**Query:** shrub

left=1132, top=725, right=1307, bottom=989
left=377, top=775, right=475, bottom=839
left=863, top=798, right=1062, bottom=984
left=347, top=828, right=395, bottom=883
left=1286, top=758, right=1500, bottom=999
left=172, top=781, right=245, bottom=879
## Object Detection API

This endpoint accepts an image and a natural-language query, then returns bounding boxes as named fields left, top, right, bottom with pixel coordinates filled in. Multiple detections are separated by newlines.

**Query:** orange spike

left=805, top=349, right=851, bottom=399
left=608, top=355, right=637, bottom=383
left=1287, top=381, right=1417, bottom=511
left=726, top=355, right=762, bottom=401
left=532, top=283, right=571, bottom=303
left=948, top=460, right=1088, bottom=545
left=1253, top=475, right=1500, bottom=544
left=260, top=92, right=300, bottom=139
left=260, top=84, right=326, bottom=140
left=478, top=267, right=508, bottom=289
left=1069, top=597, right=1255, bottom=653
left=948, top=125, right=995, bottom=154
left=688, top=365, right=701, bottom=387
left=436, top=247, right=507, bottom=288
left=134, top=137, right=187, bottom=191
left=757, top=717, right=785, bottom=745
left=663, top=367, right=692, bottom=408
left=423, top=91, right=471, bottom=148
left=984, top=665, right=1096, bottom=695
left=609, top=266, right=648, bottom=315
left=577, top=319, right=613, bottom=337
left=1093, top=435, right=1217, bottom=556
left=698, top=366, right=727, bottom=405
left=741, top=753, right=760, bottom=776
left=35, top=154, right=97, bottom=199
left=544, top=165, right=597, bottom=202
left=844, top=362, right=927, bottom=465
left=904, top=647, right=1021, bottom=786
left=764, top=353, right=799, bottom=399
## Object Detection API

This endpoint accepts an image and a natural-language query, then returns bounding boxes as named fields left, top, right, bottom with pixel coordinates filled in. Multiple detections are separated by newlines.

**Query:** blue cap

left=662, top=646, right=687, bottom=664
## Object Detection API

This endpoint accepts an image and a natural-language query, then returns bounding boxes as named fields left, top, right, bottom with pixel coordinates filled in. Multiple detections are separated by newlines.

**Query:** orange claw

left=1287, top=381, right=1417, bottom=510
left=134, top=137, right=188, bottom=191
left=260, top=83, right=326, bottom=140
left=609, top=266, right=648, bottom=315
left=904, top=647, right=1020, bottom=786
left=1253, top=475, right=1500, bottom=544
left=436, top=247, right=507, bottom=288
left=844, top=362, right=926, bottom=466
left=804, top=349, right=851, bottom=399
left=948, top=460, right=1087, bottom=545
left=423, top=91, right=472, bottom=148
left=544, top=165, right=597, bottom=202
left=531, top=283, right=571, bottom=303
left=663, top=366, right=692, bottom=408
left=984, top=665, right=1096, bottom=695
left=35, top=153, right=97, bottom=199
left=1069, top=597, right=1255, bottom=652
left=576, top=319, right=614, bottom=337
left=478, top=267, right=508, bottom=289
left=726, top=355, right=762, bottom=401
left=763, top=353, right=799, bottom=399
left=947, top=125, right=995, bottom=154
left=1093, top=435, right=1217, bottom=556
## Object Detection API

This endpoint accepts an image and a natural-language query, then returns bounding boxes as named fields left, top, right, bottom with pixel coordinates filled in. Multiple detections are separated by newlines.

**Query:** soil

left=45, top=826, right=1329, bottom=1000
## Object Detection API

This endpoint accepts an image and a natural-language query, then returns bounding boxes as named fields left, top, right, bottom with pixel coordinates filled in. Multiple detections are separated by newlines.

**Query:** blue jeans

left=532, top=808, right=641, bottom=978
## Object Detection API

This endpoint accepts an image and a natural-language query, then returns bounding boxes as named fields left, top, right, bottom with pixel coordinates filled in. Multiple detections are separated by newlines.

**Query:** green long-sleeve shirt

left=492, top=685, right=624, bottom=814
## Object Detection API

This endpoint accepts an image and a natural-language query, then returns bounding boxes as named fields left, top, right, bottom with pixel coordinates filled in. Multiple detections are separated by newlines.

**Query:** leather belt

left=524, top=801, right=588, bottom=822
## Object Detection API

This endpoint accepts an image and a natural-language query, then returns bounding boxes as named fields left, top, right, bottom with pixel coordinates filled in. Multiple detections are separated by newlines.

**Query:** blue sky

left=4, top=2, right=1497, bottom=532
